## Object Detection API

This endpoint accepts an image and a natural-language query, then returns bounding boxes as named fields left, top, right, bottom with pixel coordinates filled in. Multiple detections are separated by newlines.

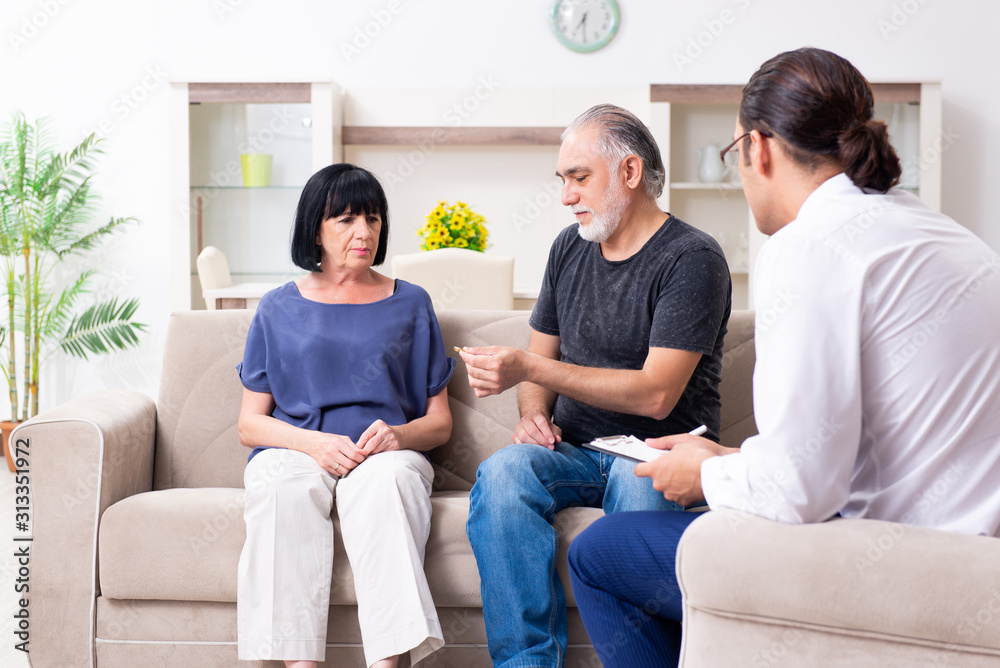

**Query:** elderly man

left=458, top=104, right=731, bottom=668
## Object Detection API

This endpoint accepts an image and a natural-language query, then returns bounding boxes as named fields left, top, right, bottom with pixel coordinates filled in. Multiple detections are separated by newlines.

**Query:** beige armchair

left=677, top=510, right=1000, bottom=666
left=391, top=248, right=514, bottom=310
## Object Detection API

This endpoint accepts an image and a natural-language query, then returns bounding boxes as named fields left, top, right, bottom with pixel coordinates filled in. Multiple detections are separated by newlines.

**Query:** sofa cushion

left=155, top=311, right=255, bottom=491
left=433, top=310, right=529, bottom=487
left=99, top=488, right=245, bottom=602
left=98, top=487, right=603, bottom=607
left=717, top=310, right=757, bottom=448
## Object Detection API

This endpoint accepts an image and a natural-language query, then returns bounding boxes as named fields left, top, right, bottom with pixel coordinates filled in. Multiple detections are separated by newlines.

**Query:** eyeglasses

left=719, top=130, right=771, bottom=167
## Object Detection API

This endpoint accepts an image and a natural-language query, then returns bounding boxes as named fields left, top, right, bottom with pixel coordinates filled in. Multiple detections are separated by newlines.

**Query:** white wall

left=1, top=0, right=998, bottom=411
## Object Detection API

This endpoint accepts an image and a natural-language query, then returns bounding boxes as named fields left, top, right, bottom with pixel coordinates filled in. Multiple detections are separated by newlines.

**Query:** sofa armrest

left=14, top=389, right=156, bottom=668
left=676, top=510, right=1000, bottom=667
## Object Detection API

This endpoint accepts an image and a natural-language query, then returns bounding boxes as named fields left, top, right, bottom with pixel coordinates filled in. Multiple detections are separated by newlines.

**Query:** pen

left=688, top=424, right=708, bottom=437
left=453, top=346, right=496, bottom=357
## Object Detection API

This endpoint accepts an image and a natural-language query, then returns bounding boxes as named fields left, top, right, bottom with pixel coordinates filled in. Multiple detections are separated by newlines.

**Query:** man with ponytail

left=567, top=47, right=1000, bottom=667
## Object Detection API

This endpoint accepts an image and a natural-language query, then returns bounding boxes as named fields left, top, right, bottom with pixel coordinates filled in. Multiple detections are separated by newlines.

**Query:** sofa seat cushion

left=99, top=488, right=246, bottom=602
left=678, top=511, right=1000, bottom=652
left=99, top=488, right=605, bottom=607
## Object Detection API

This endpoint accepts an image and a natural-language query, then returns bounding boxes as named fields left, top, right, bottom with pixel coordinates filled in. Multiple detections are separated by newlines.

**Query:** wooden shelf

left=871, top=83, right=922, bottom=104
left=342, top=126, right=564, bottom=146
left=188, top=83, right=312, bottom=104
left=651, top=85, right=743, bottom=104
left=651, top=83, right=921, bottom=105
left=190, top=185, right=304, bottom=191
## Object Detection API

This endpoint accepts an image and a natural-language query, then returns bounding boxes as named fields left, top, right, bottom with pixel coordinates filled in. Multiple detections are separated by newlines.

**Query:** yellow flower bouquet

left=417, top=200, right=489, bottom=252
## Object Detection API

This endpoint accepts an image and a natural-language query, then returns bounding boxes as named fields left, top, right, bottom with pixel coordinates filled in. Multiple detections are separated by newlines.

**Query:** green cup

left=240, top=154, right=273, bottom=187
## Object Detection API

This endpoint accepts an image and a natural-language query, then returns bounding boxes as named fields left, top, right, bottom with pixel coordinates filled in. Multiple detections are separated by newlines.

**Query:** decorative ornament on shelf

left=417, top=200, right=489, bottom=252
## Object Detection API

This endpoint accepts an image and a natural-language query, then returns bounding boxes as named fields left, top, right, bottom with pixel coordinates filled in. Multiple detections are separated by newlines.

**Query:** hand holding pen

left=454, top=345, right=528, bottom=398
left=634, top=424, right=725, bottom=506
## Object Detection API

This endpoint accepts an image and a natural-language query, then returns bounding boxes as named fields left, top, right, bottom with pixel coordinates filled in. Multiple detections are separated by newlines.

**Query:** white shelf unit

left=648, top=83, right=942, bottom=310
left=169, top=83, right=941, bottom=312
left=169, top=82, right=340, bottom=311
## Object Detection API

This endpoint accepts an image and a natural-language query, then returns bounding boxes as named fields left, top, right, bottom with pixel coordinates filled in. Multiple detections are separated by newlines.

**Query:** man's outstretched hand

left=458, top=346, right=530, bottom=398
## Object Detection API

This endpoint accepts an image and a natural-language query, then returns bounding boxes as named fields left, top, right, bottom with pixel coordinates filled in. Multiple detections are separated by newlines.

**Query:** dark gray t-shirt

left=529, top=216, right=731, bottom=444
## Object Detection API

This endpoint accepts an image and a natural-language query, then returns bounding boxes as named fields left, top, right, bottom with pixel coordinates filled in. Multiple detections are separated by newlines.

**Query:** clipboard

left=580, top=434, right=668, bottom=463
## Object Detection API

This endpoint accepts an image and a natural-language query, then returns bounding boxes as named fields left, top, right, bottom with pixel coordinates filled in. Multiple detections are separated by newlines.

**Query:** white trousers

left=237, top=447, right=443, bottom=666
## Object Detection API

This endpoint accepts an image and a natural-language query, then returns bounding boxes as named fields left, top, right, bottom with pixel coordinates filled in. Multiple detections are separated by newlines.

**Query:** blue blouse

left=237, top=279, right=456, bottom=461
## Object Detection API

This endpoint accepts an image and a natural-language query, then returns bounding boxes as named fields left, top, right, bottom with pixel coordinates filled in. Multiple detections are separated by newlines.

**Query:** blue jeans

left=466, top=442, right=683, bottom=668
left=568, top=510, right=704, bottom=668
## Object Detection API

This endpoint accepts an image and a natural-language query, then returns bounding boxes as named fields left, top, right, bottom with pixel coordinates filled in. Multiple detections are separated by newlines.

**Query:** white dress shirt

left=701, top=173, right=1000, bottom=537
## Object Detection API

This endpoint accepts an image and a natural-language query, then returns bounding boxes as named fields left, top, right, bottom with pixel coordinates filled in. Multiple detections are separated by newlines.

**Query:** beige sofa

left=19, top=308, right=752, bottom=668
left=21, top=307, right=998, bottom=667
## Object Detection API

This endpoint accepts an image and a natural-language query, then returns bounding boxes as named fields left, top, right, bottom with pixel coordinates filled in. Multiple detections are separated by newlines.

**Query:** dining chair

left=196, top=246, right=233, bottom=310
left=391, top=248, right=514, bottom=311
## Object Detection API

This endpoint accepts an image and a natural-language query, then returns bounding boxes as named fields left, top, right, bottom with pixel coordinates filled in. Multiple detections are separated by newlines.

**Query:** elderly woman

left=236, top=163, right=455, bottom=668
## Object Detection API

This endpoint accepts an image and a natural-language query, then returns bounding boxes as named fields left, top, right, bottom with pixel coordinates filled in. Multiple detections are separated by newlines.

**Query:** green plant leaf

left=58, top=297, right=146, bottom=360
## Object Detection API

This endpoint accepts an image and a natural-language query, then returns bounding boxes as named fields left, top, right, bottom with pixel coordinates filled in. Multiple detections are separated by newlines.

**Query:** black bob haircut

left=290, top=163, right=390, bottom=271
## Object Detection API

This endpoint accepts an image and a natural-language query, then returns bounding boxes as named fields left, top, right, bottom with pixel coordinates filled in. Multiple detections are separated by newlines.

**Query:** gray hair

left=561, top=104, right=666, bottom=199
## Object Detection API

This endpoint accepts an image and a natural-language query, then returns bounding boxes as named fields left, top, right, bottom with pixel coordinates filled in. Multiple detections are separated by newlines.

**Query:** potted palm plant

left=0, top=112, right=146, bottom=469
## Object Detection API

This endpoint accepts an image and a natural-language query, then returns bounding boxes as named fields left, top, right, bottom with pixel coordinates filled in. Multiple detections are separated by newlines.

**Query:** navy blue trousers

left=568, top=510, right=704, bottom=668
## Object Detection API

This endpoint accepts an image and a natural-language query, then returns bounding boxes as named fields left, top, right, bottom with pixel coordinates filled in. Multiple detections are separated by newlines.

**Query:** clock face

left=550, top=0, right=620, bottom=53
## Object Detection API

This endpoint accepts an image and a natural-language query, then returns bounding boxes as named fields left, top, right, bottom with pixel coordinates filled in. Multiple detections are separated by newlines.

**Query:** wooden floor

left=2, top=463, right=32, bottom=667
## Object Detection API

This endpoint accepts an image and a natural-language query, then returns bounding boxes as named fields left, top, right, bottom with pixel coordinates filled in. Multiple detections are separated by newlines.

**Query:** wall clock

left=549, top=0, right=621, bottom=53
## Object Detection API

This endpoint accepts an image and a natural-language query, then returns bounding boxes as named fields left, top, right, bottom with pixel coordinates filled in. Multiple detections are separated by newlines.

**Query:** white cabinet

left=648, top=83, right=942, bottom=309
left=169, top=82, right=340, bottom=310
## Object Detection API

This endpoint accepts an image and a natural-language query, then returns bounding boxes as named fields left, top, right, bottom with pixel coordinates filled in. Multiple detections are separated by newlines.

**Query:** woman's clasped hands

left=312, top=420, right=403, bottom=477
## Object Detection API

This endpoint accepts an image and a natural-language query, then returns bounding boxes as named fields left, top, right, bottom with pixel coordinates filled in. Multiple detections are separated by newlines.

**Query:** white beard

left=576, top=177, right=629, bottom=244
